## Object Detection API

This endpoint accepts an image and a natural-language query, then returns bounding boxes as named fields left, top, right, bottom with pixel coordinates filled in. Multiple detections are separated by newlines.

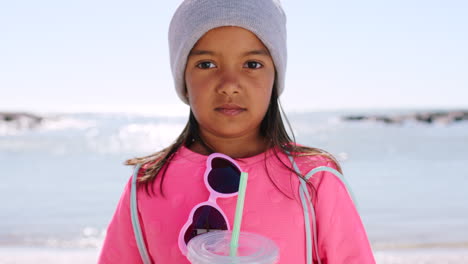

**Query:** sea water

left=1, top=110, right=467, bottom=262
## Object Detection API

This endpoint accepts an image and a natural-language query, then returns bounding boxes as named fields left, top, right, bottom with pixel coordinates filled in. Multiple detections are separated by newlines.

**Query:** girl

left=98, top=0, right=376, bottom=263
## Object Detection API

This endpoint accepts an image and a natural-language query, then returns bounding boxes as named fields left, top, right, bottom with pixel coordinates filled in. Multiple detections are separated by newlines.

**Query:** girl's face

left=184, top=26, right=275, bottom=141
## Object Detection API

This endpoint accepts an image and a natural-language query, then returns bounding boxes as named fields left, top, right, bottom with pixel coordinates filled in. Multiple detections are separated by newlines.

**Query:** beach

left=375, top=248, right=468, bottom=264
left=0, top=247, right=98, bottom=264
left=1, top=247, right=468, bottom=263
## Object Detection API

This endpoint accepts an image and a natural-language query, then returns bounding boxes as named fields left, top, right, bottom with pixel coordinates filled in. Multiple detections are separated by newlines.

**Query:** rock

left=0, top=112, right=43, bottom=130
left=342, top=110, right=468, bottom=125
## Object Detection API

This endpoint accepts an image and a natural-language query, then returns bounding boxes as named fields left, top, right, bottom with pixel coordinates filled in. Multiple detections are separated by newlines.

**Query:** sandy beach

left=0, top=247, right=99, bottom=264
left=1, top=247, right=468, bottom=264
left=375, top=248, right=468, bottom=264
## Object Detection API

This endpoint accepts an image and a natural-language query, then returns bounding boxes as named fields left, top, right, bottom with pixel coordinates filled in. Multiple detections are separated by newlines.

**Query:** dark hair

left=126, top=80, right=342, bottom=197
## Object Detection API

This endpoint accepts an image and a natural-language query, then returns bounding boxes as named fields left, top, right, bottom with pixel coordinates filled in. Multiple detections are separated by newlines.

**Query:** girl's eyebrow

left=188, top=50, right=216, bottom=56
left=188, top=49, right=270, bottom=57
left=243, top=49, right=270, bottom=57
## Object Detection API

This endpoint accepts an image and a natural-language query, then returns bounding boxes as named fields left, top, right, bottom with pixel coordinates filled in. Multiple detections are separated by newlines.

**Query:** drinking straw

left=230, top=172, right=249, bottom=257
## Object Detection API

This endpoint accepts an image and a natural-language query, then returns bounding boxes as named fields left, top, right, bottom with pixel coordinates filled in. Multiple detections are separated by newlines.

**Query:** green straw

left=230, top=172, right=249, bottom=257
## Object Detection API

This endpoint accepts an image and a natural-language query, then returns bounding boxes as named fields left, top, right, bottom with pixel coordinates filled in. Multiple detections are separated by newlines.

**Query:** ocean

left=1, top=109, right=467, bottom=263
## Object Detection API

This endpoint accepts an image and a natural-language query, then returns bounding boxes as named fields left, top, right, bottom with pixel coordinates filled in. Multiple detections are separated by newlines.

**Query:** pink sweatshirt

left=98, top=146, right=375, bottom=263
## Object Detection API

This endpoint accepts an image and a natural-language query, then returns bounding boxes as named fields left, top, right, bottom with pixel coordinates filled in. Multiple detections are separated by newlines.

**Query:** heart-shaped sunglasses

left=178, top=153, right=243, bottom=256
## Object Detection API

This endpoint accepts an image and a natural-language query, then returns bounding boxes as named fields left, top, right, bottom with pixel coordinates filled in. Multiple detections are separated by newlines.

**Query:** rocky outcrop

left=342, top=111, right=468, bottom=125
left=0, top=112, right=43, bottom=129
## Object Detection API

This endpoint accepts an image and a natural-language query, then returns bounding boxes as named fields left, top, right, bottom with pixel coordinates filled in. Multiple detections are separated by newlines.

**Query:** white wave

left=88, top=122, right=185, bottom=154
left=0, top=123, right=22, bottom=136
left=75, top=227, right=105, bottom=249
left=41, top=227, right=105, bottom=249
left=38, top=117, right=97, bottom=132
left=0, top=116, right=96, bottom=136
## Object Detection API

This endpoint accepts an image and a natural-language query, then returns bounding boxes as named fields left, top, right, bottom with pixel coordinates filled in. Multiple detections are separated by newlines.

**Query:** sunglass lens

left=208, top=157, right=240, bottom=194
left=184, top=205, right=228, bottom=244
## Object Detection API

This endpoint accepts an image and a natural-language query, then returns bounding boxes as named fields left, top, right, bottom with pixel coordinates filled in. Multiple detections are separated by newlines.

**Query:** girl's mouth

left=215, top=104, right=246, bottom=116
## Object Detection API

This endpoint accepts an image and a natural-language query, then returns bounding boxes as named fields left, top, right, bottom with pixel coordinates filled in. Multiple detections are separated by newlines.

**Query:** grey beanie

left=168, top=0, right=287, bottom=104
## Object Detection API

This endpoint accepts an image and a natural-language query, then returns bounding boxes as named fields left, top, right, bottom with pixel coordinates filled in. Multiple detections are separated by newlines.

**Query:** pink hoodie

left=99, top=146, right=375, bottom=263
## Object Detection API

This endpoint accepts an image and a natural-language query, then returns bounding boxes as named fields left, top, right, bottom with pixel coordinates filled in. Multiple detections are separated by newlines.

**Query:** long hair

left=126, top=81, right=342, bottom=198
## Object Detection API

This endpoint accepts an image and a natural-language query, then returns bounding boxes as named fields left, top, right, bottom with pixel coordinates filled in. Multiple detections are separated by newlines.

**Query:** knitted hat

left=168, top=0, right=287, bottom=104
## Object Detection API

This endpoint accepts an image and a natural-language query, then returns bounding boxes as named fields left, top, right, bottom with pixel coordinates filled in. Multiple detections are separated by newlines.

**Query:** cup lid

left=187, top=231, right=279, bottom=264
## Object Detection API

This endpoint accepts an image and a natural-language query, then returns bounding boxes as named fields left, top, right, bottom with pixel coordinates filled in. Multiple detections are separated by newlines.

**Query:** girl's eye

left=196, top=61, right=216, bottom=69
left=244, top=61, right=263, bottom=69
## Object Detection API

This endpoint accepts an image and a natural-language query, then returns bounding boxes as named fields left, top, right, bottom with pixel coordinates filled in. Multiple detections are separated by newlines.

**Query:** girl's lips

left=216, top=108, right=246, bottom=116
left=215, top=104, right=246, bottom=116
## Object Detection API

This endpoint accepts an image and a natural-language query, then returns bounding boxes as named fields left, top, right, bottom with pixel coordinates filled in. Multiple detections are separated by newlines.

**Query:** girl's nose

left=216, top=70, right=241, bottom=96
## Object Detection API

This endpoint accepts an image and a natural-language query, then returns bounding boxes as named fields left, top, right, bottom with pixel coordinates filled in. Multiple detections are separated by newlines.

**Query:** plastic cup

left=187, top=230, right=279, bottom=264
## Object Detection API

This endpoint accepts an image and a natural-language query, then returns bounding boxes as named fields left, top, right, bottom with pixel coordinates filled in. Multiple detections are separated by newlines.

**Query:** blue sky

left=1, top=0, right=467, bottom=113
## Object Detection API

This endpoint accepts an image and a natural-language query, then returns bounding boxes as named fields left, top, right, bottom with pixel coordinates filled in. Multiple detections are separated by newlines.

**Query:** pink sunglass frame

left=178, top=153, right=242, bottom=256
